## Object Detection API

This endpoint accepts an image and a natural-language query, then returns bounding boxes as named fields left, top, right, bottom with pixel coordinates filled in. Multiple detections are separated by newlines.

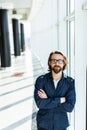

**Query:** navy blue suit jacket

left=34, top=72, right=76, bottom=130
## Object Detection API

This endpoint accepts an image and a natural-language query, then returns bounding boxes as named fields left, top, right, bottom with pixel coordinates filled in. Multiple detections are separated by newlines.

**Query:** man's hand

left=38, top=89, right=48, bottom=99
left=60, top=97, right=66, bottom=103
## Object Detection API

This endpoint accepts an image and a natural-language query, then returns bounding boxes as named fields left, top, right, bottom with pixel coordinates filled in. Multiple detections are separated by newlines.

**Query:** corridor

left=0, top=47, right=44, bottom=130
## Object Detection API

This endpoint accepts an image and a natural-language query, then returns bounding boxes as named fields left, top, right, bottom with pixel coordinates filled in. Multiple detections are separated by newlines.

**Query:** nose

left=55, top=61, right=59, bottom=65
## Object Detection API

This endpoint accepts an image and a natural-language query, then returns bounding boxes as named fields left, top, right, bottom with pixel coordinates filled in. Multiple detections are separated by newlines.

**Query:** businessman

left=34, top=51, right=76, bottom=130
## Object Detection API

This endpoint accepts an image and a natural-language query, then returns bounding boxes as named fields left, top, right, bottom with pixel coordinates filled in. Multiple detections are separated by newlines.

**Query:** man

left=34, top=51, right=76, bottom=130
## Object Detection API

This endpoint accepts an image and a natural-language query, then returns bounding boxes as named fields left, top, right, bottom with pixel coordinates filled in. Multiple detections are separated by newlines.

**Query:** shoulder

left=67, top=76, right=75, bottom=84
left=36, top=75, right=44, bottom=82
left=67, top=76, right=74, bottom=82
left=64, top=73, right=75, bottom=84
left=34, top=75, right=44, bottom=87
left=36, top=72, right=50, bottom=82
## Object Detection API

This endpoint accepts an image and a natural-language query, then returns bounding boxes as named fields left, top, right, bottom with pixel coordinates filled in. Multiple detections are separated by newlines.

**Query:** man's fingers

left=38, top=89, right=47, bottom=98
left=38, top=90, right=44, bottom=96
left=38, top=90, right=43, bottom=94
left=39, top=89, right=45, bottom=93
left=38, top=91, right=44, bottom=98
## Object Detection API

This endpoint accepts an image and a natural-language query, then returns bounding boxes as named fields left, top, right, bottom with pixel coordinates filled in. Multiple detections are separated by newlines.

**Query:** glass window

left=70, top=21, right=75, bottom=77
left=70, top=0, right=75, bottom=13
left=66, top=1, right=75, bottom=130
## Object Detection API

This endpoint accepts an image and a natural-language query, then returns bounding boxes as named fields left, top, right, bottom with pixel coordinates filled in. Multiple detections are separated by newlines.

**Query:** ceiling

left=0, top=0, right=33, bottom=20
left=0, top=0, right=45, bottom=21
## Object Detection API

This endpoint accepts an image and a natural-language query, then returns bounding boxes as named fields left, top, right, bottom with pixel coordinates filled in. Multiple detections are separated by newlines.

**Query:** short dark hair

left=48, top=51, right=68, bottom=71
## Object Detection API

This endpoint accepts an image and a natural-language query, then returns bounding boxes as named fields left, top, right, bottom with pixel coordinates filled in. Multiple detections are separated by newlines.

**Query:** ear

left=48, top=61, right=51, bottom=66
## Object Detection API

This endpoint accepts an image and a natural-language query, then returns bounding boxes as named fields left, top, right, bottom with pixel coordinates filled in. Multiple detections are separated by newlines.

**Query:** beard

left=51, top=65, right=63, bottom=74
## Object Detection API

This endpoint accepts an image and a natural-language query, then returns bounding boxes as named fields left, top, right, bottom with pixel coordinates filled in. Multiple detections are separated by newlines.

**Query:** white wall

left=58, top=0, right=67, bottom=54
left=30, top=0, right=58, bottom=72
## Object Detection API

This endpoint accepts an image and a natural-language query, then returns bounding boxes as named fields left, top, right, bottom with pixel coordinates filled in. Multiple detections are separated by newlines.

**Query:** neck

left=52, top=71, right=62, bottom=80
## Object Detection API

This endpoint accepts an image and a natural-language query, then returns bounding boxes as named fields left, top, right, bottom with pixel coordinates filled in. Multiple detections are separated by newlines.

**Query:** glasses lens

left=50, top=59, right=64, bottom=64
left=58, top=59, right=64, bottom=64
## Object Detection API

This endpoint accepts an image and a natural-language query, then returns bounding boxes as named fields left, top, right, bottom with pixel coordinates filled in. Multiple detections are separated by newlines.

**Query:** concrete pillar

left=0, top=9, right=11, bottom=67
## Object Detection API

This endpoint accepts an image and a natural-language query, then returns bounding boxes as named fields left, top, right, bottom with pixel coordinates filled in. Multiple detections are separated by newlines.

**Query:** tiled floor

left=0, top=47, right=44, bottom=130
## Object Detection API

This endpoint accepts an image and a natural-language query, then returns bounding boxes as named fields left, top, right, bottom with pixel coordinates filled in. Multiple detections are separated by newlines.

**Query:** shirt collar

left=48, top=71, right=67, bottom=80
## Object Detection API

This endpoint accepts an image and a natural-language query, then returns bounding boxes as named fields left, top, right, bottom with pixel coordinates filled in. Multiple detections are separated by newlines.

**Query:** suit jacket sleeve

left=58, top=78, right=76, bottom=112
left=34, top=76, right=61, bottom=109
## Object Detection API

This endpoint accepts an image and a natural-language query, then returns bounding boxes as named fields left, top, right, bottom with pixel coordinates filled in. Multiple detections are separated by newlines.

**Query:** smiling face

left=49, top=53, right=65, bottom=74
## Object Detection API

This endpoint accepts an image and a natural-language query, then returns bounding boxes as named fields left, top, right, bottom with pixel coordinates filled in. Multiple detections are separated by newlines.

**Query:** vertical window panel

left=70, top=21, right=75, bottom=77
left=66, top=0, right=75, bottom=130
left=70, top=0, right=75, bottom=13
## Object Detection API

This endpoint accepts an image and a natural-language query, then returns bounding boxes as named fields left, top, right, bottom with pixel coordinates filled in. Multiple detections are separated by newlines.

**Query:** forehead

left=51, top=54, right=64, bottom=59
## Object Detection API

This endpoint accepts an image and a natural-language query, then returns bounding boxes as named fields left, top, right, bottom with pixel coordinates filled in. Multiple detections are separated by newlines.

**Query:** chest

left=43, top=79, right=69, bottom=97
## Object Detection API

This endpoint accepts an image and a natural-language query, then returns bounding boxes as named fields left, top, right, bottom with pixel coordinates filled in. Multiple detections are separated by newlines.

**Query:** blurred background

left=0, top=0, right=87, bottom=130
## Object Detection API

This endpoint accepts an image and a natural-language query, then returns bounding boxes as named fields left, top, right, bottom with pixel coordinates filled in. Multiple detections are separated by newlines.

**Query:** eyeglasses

left=50, top=59, right=64, bottom=64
